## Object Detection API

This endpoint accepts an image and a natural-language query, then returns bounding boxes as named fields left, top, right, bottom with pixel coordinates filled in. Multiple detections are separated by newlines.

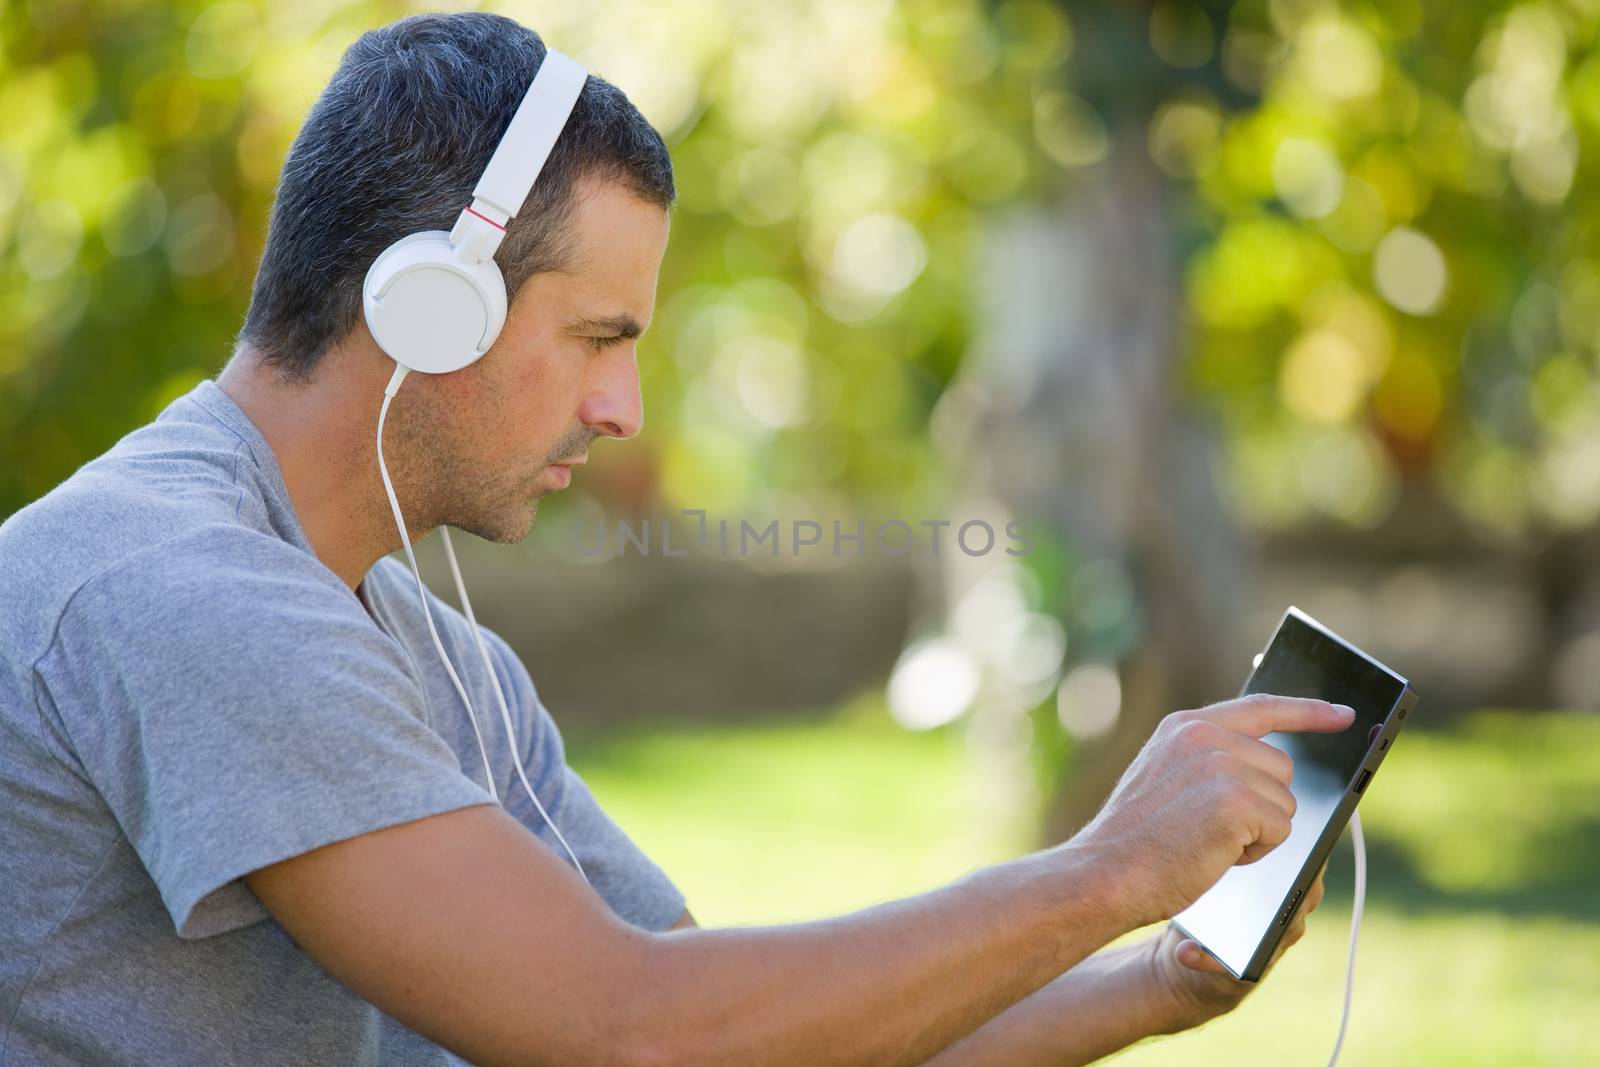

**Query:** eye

left=588, top=335, right=627, bottom=351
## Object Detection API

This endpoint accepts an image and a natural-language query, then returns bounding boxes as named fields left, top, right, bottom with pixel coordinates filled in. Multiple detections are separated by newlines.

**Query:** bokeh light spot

left=1373, top=227, right=1447, bottom=315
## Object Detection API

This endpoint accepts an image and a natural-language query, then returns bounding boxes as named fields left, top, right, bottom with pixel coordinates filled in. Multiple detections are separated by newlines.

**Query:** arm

left=918, top=936, right=1177, bottom=1066
left=245, top=695, right=1352, bottom=1067
left=663, top=915, right=1177, bottom=1067
left=918, top=863, right=1329, bottom=1066
left=246, top=801, right=1135, bottom=1067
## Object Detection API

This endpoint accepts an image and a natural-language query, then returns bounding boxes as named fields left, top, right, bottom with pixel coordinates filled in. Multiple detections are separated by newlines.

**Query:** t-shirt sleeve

left=480, top=628, right=687, bottom=933
left=33, top=527, right=497, bottom=940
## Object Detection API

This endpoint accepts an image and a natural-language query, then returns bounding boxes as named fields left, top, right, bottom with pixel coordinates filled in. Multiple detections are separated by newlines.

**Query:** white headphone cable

left=440, top=524, right=589, bottom=883
left=377, top=363, right=587, bottom=882
left=377, top=365, right=497, bottom=799
left=1327, top=809, right=1366, bottom=1067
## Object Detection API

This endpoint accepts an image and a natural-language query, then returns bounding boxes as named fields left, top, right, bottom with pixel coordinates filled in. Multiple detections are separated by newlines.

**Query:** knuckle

left=1202, top=747, right=1235, bottom=779
left=1176, top=719, right=1223, bottom=750
left=1159, top=709, right=1196, bottom=734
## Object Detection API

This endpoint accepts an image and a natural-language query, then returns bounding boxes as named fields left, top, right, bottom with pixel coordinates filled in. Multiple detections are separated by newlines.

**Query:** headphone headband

left=470, top=49, right=587, bottom=224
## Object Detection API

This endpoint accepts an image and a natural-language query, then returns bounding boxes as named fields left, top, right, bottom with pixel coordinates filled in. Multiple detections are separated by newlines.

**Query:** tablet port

left=1354, top=769, right=1373, bottom=794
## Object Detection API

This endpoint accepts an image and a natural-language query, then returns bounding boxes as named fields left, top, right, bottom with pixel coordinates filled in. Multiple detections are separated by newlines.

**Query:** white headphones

left=362, top=48, right=588, bottom=376
left=365, top=47, right=593, bottom=883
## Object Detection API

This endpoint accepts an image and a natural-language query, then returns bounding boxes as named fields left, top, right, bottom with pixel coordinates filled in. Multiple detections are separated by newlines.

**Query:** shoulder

left=80, top=523, right=347, bottom=609
left=0, top=410, right=258, bottom=665
left=5, top=401, right=250, bottom=559
left=53, top=525, right=383, bottom=676
left=33, top=528, right=435, bottom=779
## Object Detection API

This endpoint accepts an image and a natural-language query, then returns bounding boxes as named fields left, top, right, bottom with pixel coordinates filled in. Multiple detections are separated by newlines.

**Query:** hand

left=1145, top=860, right=1329, bottom=1031
left=1069, top=693, right=1354, bottom=928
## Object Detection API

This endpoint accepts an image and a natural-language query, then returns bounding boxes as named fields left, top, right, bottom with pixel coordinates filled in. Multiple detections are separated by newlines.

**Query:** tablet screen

left=1172, top=609, right=1408, bottom=978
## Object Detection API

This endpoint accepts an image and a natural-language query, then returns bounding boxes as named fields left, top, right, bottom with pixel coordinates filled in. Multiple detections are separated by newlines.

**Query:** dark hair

left=237, top=13, right=675, bottom=382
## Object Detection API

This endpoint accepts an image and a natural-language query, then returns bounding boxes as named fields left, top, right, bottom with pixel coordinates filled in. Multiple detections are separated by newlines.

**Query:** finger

left=1206, top=728, right=1298, bottom=789
left=1228, top=765, right=1297, bottom=863
left=1238, top=795, right=1295, bottom=864
left=1195, top=694, right=1356, bottom=739
left=1300, top=860, right=1330, bottom=913
left=1178, top=940, right=1228, bottom=974
left=1264, top=923, right=1305, bottom=970
left=1267, top=914, right=1310, bottom=962
left=1226, top=759, right=1298, bottom=823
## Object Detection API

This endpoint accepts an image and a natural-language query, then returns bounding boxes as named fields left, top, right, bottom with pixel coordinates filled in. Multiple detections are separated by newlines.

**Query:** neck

left=217, top=345, right=418, bottom=591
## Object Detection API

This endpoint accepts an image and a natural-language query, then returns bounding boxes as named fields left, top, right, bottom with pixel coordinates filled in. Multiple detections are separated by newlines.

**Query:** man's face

left=399, top=176, right=669, bottom=542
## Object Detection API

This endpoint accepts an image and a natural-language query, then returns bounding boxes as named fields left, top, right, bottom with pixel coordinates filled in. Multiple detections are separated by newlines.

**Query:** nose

left=580, top=349, right=644, bottom=440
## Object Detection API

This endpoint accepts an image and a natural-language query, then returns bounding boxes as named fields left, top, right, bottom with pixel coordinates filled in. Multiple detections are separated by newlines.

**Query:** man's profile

left=0, top=13, right=1345, bottom=1065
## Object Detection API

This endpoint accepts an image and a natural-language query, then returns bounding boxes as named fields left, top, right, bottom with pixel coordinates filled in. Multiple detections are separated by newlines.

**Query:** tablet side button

left=1354, top=769, right=1374, bottom=794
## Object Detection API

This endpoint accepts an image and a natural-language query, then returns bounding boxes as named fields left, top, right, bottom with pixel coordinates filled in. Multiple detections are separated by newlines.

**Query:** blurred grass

left=567, top=695, right=1038, bottom=924
left=568, top=706, right=1600, bottom=1065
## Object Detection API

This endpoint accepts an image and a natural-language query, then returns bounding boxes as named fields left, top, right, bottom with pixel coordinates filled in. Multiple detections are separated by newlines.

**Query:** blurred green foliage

left=1158, top=0, right=1600, bottom=535
left=4, top=0, right=1600, bottom=535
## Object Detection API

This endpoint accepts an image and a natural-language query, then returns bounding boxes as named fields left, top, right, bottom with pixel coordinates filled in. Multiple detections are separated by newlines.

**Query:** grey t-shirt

left=0, top=380, right=685, bottom=1065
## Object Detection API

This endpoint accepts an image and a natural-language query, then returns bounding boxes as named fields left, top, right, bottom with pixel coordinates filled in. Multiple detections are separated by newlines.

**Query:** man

left=0, top=12, right=1349, bottom=1066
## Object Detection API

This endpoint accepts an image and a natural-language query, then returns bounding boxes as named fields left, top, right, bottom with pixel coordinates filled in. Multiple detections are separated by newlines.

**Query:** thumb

left=1176, top=939, right=1226, bottom=973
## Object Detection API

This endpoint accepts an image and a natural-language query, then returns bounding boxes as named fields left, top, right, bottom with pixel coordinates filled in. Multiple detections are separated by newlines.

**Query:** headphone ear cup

left=363, top=230, right=508, bottom=375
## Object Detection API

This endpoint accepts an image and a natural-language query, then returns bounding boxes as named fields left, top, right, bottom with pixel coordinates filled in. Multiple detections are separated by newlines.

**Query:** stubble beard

left=386, top=395, right=594, bottom=546
left=436, top=456, right=545, bottom=545
left=384, top=405, right=540, bottom=547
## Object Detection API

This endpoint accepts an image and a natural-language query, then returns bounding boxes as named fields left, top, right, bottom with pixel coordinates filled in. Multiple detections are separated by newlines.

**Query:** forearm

left=624, top=842, right=1136, bottom=1067
left=917, top=935, right=1182, bottom=1067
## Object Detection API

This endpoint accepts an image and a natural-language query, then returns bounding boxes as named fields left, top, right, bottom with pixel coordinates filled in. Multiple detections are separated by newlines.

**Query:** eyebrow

left=564, top=314, right=645, bottom=339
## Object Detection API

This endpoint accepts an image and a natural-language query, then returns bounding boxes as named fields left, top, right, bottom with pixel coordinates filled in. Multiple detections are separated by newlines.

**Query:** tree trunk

left=949, top=129, right=1251, bottom=844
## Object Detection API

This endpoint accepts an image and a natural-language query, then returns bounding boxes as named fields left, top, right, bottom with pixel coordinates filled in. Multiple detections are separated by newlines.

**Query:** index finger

left=1194, top=694, right=1356, bottom=738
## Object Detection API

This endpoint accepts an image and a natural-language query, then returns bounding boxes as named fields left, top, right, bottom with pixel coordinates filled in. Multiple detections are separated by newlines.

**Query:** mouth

left=545, top=455, right=585, bottom=490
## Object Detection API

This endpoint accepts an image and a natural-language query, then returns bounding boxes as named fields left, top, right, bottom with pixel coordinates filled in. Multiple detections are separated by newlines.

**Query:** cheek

left=471, top=343, right=588, bottom=451
left=525, top=359, right=591, bottom=424
left=497, top=341, right=583, bottom=404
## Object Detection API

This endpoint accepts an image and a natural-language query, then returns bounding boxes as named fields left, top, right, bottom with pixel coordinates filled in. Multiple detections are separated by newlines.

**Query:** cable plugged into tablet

left=1326, top=809, right=1366, bottom=1067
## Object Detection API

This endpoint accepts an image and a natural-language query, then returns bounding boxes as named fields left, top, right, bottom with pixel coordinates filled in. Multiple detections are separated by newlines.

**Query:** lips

left=543, top=453, right=586, bottom=491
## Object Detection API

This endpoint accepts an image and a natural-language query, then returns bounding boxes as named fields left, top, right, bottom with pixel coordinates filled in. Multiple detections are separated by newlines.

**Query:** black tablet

left=1171, top=606, right=1419, bottom=982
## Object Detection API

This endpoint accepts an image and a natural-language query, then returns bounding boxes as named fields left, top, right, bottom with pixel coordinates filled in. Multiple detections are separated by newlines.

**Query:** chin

left=451, top=499, right=539, bottom=546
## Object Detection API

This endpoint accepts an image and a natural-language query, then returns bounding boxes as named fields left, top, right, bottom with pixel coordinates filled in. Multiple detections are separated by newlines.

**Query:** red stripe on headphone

left=465, top=206, right=507, bottom=231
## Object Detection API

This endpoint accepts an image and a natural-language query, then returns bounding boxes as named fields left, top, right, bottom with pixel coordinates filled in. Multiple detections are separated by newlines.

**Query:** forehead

left=500, top=177, right=669, bottom=339
left=557, top=179, right=670, bottom=297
